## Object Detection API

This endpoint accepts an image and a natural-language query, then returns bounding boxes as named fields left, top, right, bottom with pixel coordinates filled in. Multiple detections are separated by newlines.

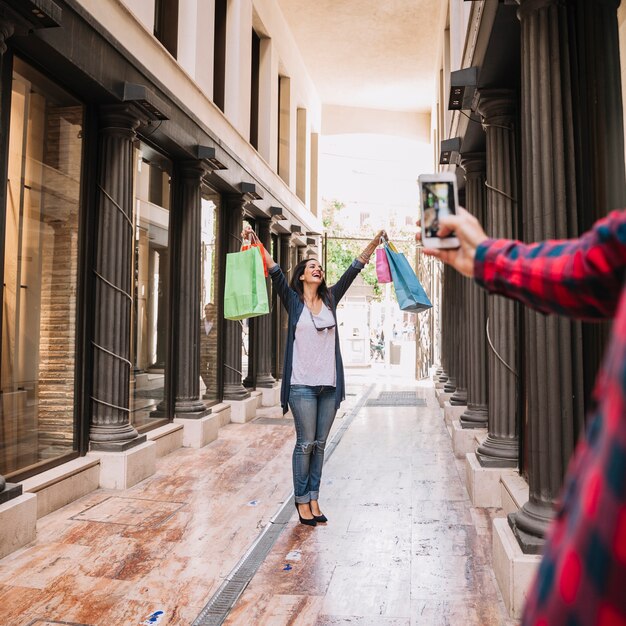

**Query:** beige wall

left=90, top=0, right=323, bottom=230
left=322, top=104, right=430, bottom=142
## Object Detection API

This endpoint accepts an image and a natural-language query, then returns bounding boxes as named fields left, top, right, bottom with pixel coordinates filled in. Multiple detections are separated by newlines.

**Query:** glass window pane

left=1, top=58, right=83, bottom=477
left=200, top=189, right=220, bottom=402
left=130, top=148, right=170, bottom=428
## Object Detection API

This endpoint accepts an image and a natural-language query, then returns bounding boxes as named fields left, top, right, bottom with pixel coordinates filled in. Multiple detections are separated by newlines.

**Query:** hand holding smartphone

left=418, top=173, right=460, bottom=249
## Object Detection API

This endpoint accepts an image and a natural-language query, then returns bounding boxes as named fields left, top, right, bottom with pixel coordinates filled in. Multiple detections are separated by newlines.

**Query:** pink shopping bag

left=376, top=247, right=392, bottom=283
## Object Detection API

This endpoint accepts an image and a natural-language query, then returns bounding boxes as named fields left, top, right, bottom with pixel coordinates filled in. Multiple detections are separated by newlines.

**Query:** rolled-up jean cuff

left=295, top=494, right=311, bottom=504
left=309, top=491, right=319, bottom=501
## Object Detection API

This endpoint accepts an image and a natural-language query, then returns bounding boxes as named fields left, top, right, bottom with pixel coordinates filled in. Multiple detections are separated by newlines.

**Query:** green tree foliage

left=321, top=198, right=418, bottom=302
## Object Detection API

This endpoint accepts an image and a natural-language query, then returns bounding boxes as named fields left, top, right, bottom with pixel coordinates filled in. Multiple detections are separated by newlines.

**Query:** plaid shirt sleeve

left=474, top=209, right=626, bottom=321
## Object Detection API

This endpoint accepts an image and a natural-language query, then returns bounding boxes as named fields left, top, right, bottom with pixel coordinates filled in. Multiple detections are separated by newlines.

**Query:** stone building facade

left=0, top=0, right=322, bottom=556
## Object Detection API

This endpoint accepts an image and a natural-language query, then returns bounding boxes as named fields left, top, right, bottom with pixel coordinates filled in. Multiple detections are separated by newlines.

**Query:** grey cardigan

left=269, top=259, right=365, bottom=414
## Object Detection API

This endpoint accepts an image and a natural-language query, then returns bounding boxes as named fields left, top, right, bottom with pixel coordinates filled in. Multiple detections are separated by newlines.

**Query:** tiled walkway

left=0, top=369, right=515, bottom=625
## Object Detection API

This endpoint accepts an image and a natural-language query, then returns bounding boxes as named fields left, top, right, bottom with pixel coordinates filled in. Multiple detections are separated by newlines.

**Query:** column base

left=508, top=499, right=553, bottom=555
left=452, top=420, right=485, bottom=459
left=493, top=517, right=540, bottom=619
left=223, top=382, right=251, bottom=401
left=465, top=453, right=516, bottom=508
left=89, top=433, right=147, bottom=452
left=443, top=401, right=466, bottom=430
left=443, top=379, right=457, bottom=393
left=459, top=405, right=488, bottom=429
left=256, top=373, right=277, bottom=389
left=0, top=482, right=22, bottom=505
left=450, top=387, right=467, bottom=405
left=225, top=396, right=258, bottom=423
left=174, top=413, right=219, bottom=448
left=476, top=435, right=518, bottom=467
left=174, top=399, right=211, bottom=420
left=0, top=493, right=37, bottom=559
left=88, top=440, right=157, bottom=489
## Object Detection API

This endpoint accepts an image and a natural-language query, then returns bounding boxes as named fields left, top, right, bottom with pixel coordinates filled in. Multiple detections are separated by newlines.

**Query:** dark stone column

left=510, top=1, right=588, bottom=552
left=255, top=219, right=276, bottom=388
left=474, top=92, right=520, bottom=464
left=443, top=269, right=458, bottom=393
left=172, top=162, right=211, bottom=418
left=222, top=196, right=251, bottom=400
left=570, top=0, right=626, bottom=408
left=439, top=267, right=452, bottom=384
left=90, top=105, right=148, bottom=450
left=449, top=268, right=467, bottom=405
left=459, top=154, right=488, bottom=428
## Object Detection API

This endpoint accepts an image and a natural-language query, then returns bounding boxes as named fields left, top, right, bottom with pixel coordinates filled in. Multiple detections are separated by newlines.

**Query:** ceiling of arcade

left=276, top=0, right=444, bottom=114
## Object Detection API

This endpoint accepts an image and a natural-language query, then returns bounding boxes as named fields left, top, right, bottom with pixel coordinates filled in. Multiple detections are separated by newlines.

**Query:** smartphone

left=418, top=173, right=460, bottom=249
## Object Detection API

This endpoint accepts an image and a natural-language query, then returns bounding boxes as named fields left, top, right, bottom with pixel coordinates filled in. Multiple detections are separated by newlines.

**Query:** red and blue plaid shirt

left=474, top=209, right=626, bottom=626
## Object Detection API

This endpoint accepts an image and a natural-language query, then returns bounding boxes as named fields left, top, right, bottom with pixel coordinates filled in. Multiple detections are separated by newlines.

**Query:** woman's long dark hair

left=289, top=258, right=332, bottom=306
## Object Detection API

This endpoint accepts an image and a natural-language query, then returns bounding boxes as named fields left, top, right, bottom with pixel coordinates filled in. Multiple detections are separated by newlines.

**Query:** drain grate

left=252, top=417, right=293, bottom=426
left=192, top=384, right=375, bottom=626
left=365, top=391, right=426, bottom=406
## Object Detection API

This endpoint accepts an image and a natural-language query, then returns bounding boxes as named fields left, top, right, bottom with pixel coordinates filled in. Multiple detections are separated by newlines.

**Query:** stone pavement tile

left=0, top=541, right=91, bottom=588
left=316, top=618, right=409, bottom=626
left=98, top=598, right=203, bottom=626
left=411, top=598, right=516, bottom=626
left=321, top=562, right=411, bottom=619
left=224, top=592, right=324, bottom=625
left=225, top=379, right=513, bottom=625
left=4, top=573, right=134, bottom=625
left=0, top=583, right=48, bottom=626
left=0, top=417, right=298, bottom=625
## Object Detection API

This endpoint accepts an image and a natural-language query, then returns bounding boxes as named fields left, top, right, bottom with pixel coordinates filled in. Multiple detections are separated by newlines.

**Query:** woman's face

left=300, top=259, right=324, bottom=286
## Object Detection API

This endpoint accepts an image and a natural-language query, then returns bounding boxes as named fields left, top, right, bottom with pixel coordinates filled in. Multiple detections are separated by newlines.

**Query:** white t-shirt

left=290, top=303, right=336, bottom=386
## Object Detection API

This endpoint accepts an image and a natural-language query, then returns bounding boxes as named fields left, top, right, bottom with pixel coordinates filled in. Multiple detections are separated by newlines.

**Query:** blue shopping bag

left=384, top=244, right=432, bottom=313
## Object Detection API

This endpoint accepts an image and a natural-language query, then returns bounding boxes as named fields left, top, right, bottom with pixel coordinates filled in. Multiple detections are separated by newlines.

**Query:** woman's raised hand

left=241, top=226, right=254, bottom=242
left=358, top=230, right=387, bottom=265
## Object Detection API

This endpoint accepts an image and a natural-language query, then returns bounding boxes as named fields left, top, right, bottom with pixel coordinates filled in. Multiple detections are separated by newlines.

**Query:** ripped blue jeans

left=288, top=385, right=337, bottom=504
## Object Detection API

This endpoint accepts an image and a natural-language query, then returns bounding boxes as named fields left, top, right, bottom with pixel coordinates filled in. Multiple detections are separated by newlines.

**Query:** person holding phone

left=242, top=227, right=385, bottom=526
left=419, top=207, right=626, bottom=625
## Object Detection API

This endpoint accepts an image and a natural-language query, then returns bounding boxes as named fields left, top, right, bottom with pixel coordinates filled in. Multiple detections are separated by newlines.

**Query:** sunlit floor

left=0, top=371, right=515, bottom=625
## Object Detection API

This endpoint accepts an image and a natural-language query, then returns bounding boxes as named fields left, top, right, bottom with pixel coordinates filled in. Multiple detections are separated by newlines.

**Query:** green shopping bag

left=224, top=247, right=270, bottom=320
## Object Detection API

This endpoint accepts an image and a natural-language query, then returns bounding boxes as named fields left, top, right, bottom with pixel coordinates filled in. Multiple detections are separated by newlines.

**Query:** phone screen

left=420, top=181, right=456, bottom=239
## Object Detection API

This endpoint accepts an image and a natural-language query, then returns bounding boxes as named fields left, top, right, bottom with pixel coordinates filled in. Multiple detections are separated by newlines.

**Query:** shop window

left=250, top=29, right=260, bottom=149
left=1, top=58, right=84, bottom=478
left=213, top=0, right=227, bottom=111
left=200, top=189, right=220, bottom=402
left=130, top=146, right=171, bottom=429
left=154, top=0, right=179, bottom=58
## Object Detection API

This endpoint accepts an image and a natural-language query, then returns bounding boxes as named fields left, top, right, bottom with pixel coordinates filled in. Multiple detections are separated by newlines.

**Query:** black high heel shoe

left=313, top=513, right=328, bottom=523
left=295, top=502, right=317, bottom=526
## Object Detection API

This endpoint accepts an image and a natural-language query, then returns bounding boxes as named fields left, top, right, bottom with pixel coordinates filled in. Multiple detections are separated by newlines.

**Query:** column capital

left=477, top=89, right=516, bottom=124
left=99, top=103, right=150, bottom=136
left=178, top=160, right=211, bottom=182
left=460, top=152, right=486, bottom=176
left=0, top=20, right=14, bottom=54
